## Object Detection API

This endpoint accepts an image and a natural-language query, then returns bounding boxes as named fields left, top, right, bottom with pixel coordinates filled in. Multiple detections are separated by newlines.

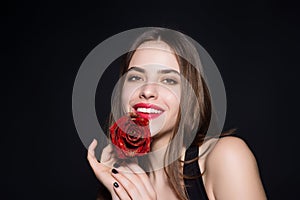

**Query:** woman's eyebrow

left=158, top=69, right=180, bottom=75
left=127, top=66, right=180, bottom=75
left=127, top=66, right=145, bottom=73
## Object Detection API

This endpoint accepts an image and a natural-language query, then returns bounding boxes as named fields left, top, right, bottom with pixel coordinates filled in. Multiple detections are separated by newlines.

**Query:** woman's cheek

left=121, top=84, right=138, bottom=112
left=121, top=94, right=130, bottom=113
left=164, top=88, right=180, bottom=109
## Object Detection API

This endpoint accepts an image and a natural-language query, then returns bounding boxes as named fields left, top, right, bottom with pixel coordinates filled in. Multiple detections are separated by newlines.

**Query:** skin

left=200, top=137, right=267, bottom=200
left=121, top=41, right=181, bottom=151
left=87, top=41, right=267, bottom=200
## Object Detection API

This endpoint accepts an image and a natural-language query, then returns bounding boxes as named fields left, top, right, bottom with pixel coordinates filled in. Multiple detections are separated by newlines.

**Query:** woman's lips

left=133, top=103, right=164, bottom=120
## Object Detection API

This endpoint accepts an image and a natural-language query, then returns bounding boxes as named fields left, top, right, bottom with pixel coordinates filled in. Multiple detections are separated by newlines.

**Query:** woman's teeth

left=136, top=107, right=162, bottom=114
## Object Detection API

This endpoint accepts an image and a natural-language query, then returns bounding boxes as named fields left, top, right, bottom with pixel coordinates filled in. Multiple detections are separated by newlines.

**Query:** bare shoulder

left=205, top=136, right=258, bottom=175
left=207, top=136, right=255, bottom=162
left=203, top=136, right=267, bottom=200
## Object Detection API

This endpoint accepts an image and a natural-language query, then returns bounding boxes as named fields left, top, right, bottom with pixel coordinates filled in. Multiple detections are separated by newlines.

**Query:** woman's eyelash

left=162, top=78, right=178, bottom=85
left=127, top=75, right=179, bottom=85
left=127, top=75, right=143, bottom=81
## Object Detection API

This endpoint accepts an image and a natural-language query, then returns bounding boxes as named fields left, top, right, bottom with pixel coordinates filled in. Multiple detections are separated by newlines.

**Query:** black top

left=184, top=145, right=209, bottom=200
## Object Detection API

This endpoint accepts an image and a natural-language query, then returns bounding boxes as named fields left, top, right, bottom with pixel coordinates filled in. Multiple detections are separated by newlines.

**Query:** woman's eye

left=162, top=78, right=178, bottom=85
left=127, top=75, right=143, bottom=82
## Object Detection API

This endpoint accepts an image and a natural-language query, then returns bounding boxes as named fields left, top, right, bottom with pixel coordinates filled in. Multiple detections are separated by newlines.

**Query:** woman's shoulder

left=198, top=136, right=251, bottom=158
left=200, top=136, right=266, bottom=199
left=198, top=136, right=254, bottom=172
left=204, top=136, right=255, bottom=166
left=201, top=136, right=257, bottom=175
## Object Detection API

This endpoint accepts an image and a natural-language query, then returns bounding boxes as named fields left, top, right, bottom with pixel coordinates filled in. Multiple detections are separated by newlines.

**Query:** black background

left=3, top=0, right=299, bottom=199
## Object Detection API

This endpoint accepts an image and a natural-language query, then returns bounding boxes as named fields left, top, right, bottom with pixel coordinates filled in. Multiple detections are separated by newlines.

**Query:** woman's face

left=121, top=41, right=181, bottom=142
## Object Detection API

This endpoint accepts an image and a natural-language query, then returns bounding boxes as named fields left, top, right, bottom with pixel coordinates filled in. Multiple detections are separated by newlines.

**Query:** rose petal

left=109, top=114, right=151, bottom=159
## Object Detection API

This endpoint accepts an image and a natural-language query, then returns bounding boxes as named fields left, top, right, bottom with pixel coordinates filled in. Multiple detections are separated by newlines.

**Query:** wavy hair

left=98, top=28, right=235, bottom=200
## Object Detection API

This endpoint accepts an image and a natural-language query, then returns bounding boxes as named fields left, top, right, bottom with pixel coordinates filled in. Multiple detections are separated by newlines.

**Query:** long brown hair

left=101, top=28, right=235, bottom=200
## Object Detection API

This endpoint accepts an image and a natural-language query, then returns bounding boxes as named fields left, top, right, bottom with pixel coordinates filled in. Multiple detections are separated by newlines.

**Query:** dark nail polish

left=113, top=162, right=120, bottom=168
left=113, top=182, right=119, bottom=188
left=112, top=168, right=118, bottom=174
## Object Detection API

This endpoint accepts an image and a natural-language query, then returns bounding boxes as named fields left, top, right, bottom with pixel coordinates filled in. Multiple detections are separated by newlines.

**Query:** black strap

left=183, top=146, right=209, bottom=200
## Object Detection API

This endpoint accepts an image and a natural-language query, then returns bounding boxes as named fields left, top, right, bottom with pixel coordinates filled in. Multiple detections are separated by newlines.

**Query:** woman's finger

left=115, top=162, right=156, bottom=199
left=100, top=144, right=114, bottom=163
left=126, top=162, right=156, bottom=196
left=112, top=181, right=132, bottom=200
left=112, top=171, right=142, bottom=200
left=112, top=163, right=157, bottom=199
left=100, top=144, right=122, bottom=168
left=87, top=139, right=120, bottom=199
left=87, top=139, right=101, bottom=170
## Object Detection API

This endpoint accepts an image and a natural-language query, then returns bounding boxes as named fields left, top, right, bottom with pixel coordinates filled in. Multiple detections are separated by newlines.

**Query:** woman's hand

left=110, top=160, right=157, bottom=200
left=87, top=139, right=120, bottom=200
left=87, top=139, right=157, bottom=200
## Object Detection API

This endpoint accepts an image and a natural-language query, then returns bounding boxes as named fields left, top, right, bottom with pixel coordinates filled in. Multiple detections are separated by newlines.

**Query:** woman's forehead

left=138, top=40, right=171, bottom=50
left=129, top=41, right=180, bottom=72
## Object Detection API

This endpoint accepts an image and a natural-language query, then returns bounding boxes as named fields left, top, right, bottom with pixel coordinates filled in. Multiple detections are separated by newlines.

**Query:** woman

left=87, top=28, right=267, bottom=200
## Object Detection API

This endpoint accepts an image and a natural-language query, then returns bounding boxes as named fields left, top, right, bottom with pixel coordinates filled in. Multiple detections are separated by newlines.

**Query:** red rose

left=109, top=113, right=151, bottom=159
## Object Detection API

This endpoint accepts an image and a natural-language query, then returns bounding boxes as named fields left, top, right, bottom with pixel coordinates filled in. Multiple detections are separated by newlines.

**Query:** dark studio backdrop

left=3, top=1, right=299, bottom=199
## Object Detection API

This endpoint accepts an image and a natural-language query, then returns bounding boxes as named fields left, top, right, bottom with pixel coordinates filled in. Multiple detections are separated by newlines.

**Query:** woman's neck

left=150, top=129, right=173, bottom=151
left=142, top=142, right=186, bottom=172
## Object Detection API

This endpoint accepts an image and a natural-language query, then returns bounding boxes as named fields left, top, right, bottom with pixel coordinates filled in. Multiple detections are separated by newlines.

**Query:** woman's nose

left=139, top=83, right=158, bottom=100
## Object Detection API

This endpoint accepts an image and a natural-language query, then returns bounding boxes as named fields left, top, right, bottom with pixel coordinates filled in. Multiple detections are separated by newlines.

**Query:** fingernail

left=113, top=182, right=119, bottom=188
left=113, top=162, right=120, bottom=168
left=112, top=168, right=118, bottom=174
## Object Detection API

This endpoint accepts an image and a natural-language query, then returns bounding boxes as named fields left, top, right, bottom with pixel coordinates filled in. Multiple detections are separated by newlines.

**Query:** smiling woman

left=87, top=27, right=267, bottom=200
